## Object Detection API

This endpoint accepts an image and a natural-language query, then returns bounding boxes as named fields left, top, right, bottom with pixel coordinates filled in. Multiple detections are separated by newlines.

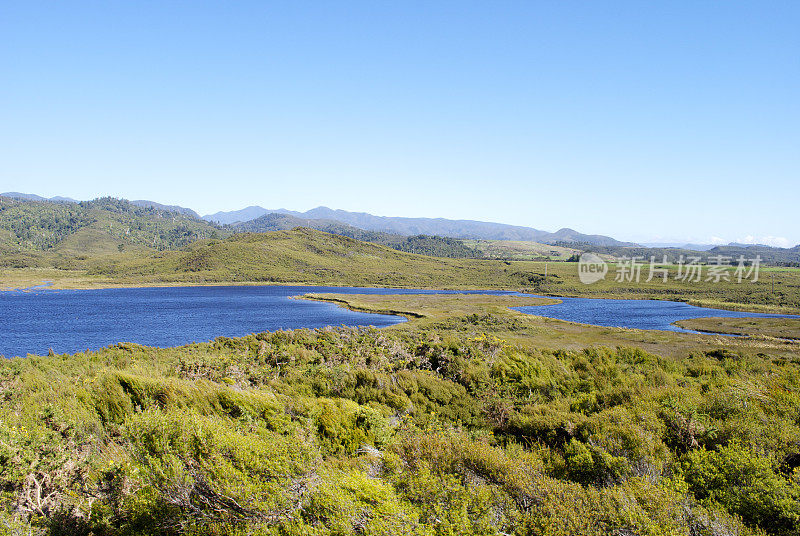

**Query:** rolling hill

left=2, top=193, right=637, bottom=247
left=85, top=228, right=519, bottom=287
left=232, top=212, right=378, bottom=237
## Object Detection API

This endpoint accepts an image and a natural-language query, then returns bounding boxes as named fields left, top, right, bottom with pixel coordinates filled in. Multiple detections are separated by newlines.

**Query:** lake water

left=514, top=296, right=796, bottom=334
left=0, top=286, right=514, bottom=358
left=1, top=286, right=796, bottom=357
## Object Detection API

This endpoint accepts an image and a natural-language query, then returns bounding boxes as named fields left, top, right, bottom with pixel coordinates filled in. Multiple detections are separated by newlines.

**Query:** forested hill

left=0, top=197, right=480, bottom=262
left=0, top=196, right=228, bottom=254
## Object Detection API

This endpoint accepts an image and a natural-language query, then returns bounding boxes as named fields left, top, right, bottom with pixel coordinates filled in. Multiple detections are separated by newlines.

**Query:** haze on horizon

left=1, top=2, right=798, bottom=247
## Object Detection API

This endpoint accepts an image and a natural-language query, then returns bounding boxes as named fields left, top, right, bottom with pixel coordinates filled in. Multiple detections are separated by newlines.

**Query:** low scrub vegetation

left=2, top=319, right=799, bottom=535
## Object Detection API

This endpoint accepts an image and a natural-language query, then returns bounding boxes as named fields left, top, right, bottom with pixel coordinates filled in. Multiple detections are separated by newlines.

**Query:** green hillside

left=232, top=212, right=378, bottom=237
left=84, top=228, right=504, bottom=287
left=0, top=196, right=228, bottom=255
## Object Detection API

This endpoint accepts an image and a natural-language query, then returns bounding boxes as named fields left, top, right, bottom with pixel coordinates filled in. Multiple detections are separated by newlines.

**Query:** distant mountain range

left=0, top=193, right=649, bottom=247
left=4, top=194, right=637, bottom=247
left=2, top=192, right=78, bottom=203
left=205, top=205, right=633, bottom=246
left=202, top=206, right=274, bottom=225
left=641, top=242, right=719, bottom=251
left=4, top=192, right=797, bottom=255
left=1, top=192, right=201, bottom=218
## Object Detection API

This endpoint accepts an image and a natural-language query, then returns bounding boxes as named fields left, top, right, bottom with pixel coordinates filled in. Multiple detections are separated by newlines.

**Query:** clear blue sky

left=2, top=1, right=798, bottom=246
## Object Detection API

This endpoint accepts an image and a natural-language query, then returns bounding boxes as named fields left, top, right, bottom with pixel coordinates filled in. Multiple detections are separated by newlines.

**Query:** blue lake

left=1, top=286, right=796, bottom=358
left=0, top=285, right=513, bottom=358
left=514, top=296, right=797, bottom=334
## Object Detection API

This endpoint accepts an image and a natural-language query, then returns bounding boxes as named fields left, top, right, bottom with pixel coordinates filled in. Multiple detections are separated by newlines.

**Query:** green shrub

left=682, top=443, right=800, bottom=535
left=121, top=408, right=316, bottom=533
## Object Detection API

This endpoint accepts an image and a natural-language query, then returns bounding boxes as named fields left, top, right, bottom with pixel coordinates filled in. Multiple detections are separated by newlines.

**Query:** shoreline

left=3, top=278, right=796, bottom=317
left=298, top=294, right=426, bottom=322
left=673, top=317, right=800, bottom=341
left=0, top=278, right=521, bottom=293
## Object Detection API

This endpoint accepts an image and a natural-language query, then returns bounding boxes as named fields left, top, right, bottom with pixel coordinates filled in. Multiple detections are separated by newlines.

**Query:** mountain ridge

left=207, top=205, right=634, bottom=246
left=6, top=193, right=797, bottom=251
left=131, top=200, right=201, bottom=218
left=2, top=192, right=78, bottom=203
